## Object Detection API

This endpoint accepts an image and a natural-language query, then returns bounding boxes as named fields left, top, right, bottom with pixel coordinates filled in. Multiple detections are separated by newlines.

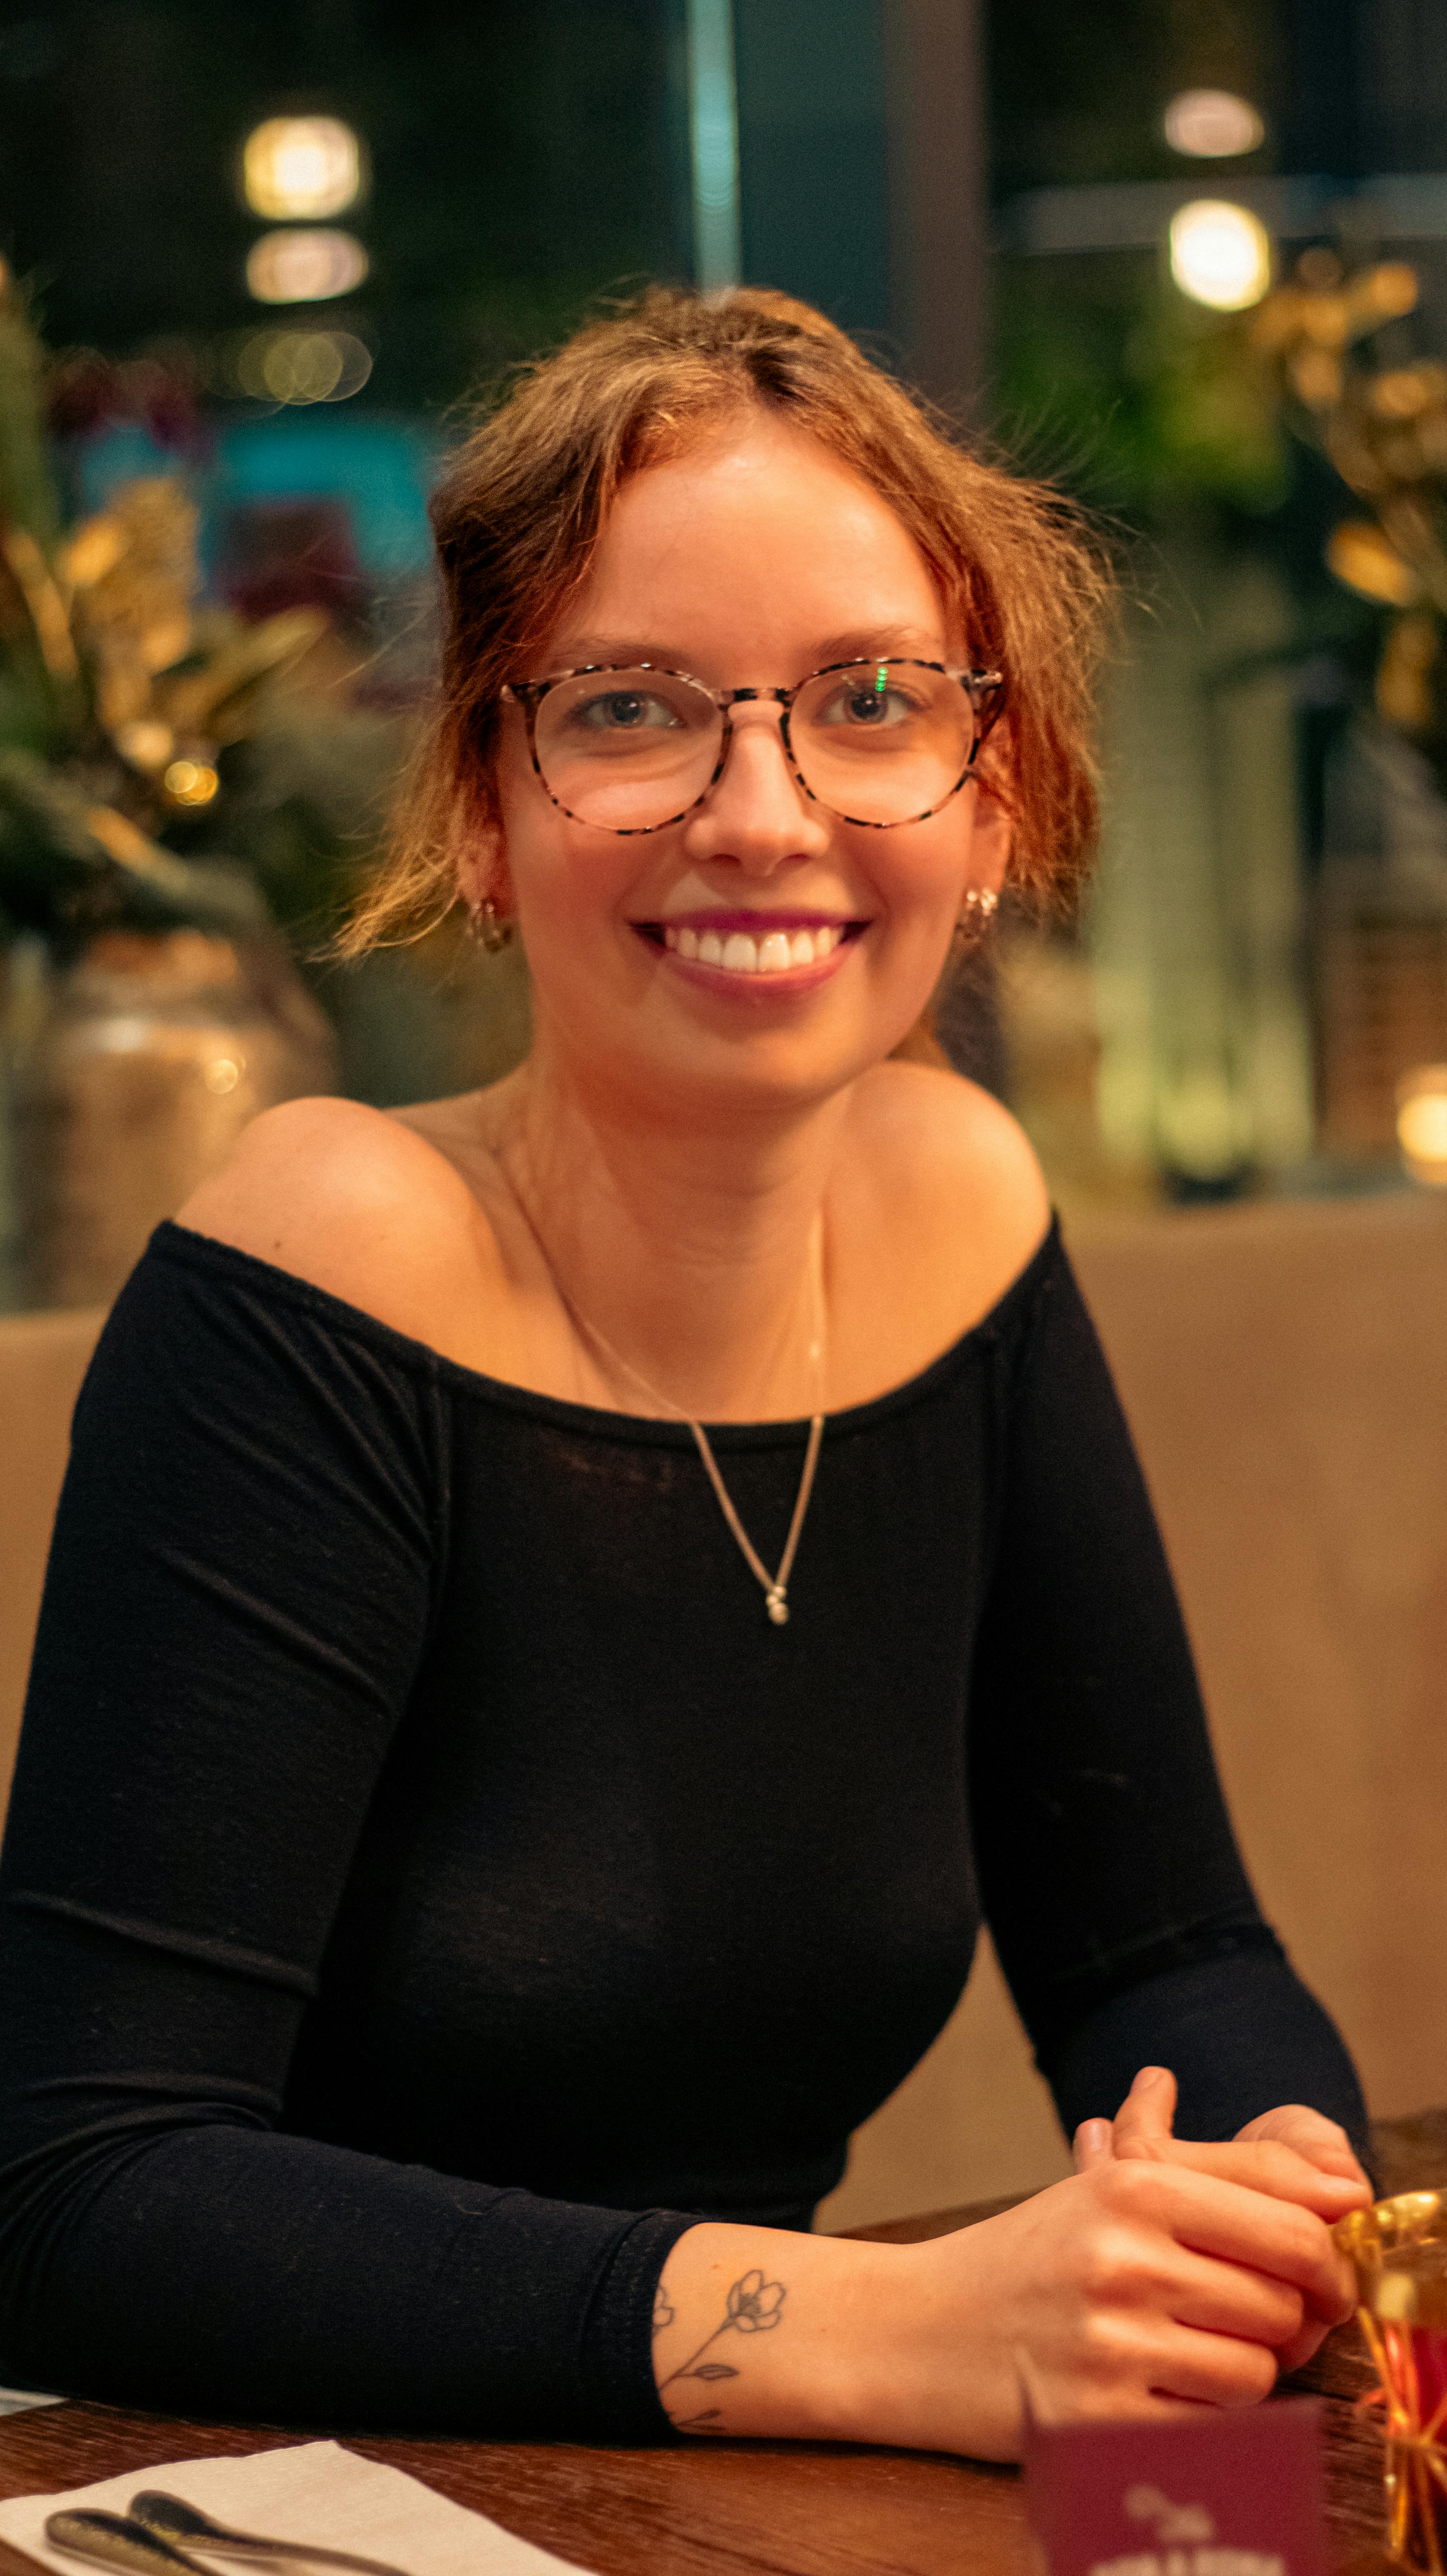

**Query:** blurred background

left=1, top=0, right=1446, bottom=2220
left=1, top=0, right=1447, bottom=1299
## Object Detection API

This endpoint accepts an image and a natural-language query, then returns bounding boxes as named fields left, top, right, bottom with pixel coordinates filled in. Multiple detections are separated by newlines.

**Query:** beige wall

left=3, top=1194, right=1445, bottom=2234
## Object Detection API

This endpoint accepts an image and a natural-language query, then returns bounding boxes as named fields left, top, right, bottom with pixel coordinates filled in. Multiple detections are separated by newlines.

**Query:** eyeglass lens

left=530, top=662, right=979, bottom=830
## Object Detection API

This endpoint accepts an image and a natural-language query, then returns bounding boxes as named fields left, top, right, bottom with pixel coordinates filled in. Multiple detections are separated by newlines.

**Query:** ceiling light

left=242, top=116, right=362, bottom=220
left=1169, top=199, right=1272, bottom=310
left=235, top=329, right=373, bottom=405
left=1164, top=90, right=1264, bottom=158
left=246, top=229, right=368, bottom=305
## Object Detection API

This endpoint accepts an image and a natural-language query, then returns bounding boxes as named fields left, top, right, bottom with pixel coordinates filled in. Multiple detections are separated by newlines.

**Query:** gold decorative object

left=0, top=269, right=351, bottom=1306
left=1336, top=2191, right=1447, bottom=2570
left=1252, top=252, right=1447, bottom=778
left=57, top=476, right=326, bottom=817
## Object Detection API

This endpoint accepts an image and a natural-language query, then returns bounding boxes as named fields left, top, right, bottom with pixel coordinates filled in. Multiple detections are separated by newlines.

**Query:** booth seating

left=0, top=1304, right=103, bottom=1822
left=820, top=1190, right=1447, bottom=2225
left=1, top=1192, right=1445, bottom=2231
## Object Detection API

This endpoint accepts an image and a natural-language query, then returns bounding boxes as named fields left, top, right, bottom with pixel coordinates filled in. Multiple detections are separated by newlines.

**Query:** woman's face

left=487, top=412, right=1010, bottom=1120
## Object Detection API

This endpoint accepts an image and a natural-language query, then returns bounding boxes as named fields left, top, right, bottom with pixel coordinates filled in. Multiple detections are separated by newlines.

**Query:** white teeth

left=662, top=923, right=848, bottom=974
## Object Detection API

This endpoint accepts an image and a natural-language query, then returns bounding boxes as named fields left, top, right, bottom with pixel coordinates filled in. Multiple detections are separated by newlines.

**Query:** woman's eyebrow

left=539, top=635, right=691, bottom=667
left=808, top=626, right=946, bottom=663
left=537, top=625, right=948, bottom=673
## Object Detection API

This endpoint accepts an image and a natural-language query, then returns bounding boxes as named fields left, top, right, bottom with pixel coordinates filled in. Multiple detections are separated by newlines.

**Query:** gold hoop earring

left=952, top=886, right=999, bottom=951
left=467, top=895, right=514, bottom=954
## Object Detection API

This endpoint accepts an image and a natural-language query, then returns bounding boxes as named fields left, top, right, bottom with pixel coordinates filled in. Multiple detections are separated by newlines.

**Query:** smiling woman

left=0, top=286, right=1372, bottom=2461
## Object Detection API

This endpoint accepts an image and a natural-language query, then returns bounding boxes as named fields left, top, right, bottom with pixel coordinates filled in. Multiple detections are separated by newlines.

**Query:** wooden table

left=5, top=2112, right=1443, bottom=2576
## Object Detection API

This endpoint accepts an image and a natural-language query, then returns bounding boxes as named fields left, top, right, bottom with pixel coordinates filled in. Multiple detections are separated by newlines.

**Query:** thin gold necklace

left=499, top=1160, right=826, bottom=1628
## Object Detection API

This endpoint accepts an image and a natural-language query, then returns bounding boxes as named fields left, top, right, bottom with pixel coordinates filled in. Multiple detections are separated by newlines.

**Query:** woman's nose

left=682, top=714, right=831, bottom=876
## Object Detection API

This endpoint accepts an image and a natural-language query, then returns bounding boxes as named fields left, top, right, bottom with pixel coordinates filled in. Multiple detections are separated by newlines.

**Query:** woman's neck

left=483, top=1044, right=851, bottom=1423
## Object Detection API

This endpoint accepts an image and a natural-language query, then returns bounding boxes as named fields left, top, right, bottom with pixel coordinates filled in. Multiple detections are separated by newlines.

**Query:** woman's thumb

left=1111, top=2065, right=1179, bottom=2152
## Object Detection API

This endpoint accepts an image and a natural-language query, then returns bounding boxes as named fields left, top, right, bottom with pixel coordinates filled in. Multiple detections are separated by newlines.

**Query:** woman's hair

left=338, top=285, right=1112, bottom=958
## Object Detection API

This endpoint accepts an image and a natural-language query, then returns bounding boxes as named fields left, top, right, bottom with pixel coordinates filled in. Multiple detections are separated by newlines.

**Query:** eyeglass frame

left=498, top=657, right=1008, bottom=835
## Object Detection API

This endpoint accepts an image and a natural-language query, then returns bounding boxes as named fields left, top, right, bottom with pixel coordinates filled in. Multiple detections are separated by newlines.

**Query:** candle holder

left=1336, top=2191, right=1447, bottom=2571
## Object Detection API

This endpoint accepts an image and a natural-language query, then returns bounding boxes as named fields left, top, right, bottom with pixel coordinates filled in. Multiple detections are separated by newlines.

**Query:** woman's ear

left=968, top=776, right=1013, bottom=895
left=456, top=805, right=514, bottom=927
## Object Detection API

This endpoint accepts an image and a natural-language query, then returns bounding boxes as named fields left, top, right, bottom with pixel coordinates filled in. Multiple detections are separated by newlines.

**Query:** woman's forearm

left=650, top=2221, right=898, bottom=2442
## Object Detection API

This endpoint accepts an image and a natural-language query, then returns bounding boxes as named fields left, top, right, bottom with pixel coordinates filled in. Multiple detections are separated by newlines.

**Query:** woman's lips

left=670, top=921, right=843, bottom=974
left=634, top=918, right=865, bottom=982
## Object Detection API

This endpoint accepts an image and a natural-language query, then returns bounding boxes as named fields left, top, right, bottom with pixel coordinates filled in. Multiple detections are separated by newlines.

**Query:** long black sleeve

left=966, top=1250, right=1369, bottom=2159
left=0, top=1246, right=690, bottom=2433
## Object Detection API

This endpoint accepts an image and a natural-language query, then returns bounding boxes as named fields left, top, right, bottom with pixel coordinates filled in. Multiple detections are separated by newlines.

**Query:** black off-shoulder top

left=0, top=1215, right=1366, bottom=2436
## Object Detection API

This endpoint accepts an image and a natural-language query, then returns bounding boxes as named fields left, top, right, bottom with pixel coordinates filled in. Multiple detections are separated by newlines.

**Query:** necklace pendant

left=766, top=1590, right=790, bottom=1626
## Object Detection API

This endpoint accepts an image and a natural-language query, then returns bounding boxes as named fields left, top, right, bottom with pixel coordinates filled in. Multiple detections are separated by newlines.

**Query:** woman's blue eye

left=816, top=685, right=918, bottom=728
left=572, top=691, right=682, bottom=732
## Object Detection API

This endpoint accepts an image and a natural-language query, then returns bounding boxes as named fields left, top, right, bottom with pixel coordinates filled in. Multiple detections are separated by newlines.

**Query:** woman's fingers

left=1234, top=2103, right=1372, bottom=2190
left=1272, top=2312, right=1335, bottom=2378
left=1073, top=2118, right=1114, bottom=2172
left=1091, top=2158, right=1357, bottom=2326
left=1146, top=2329, right=1280, bottom=2410
left=1108, top=2069, right=1370, bottom=2220
left=1076, top=2300, right=1280, bottom=2412
left=1125, top=2137, right=1367, bottom=2218
left=1165, top=2245, right=1305, bottom=2349
left=1109, top=2064, right=1179, bottom=2157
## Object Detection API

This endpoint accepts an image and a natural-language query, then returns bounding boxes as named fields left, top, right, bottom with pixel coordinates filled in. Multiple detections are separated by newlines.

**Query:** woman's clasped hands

left=1072, top=2064, right=1371, bottom=2370
left=859, top=2065, right=1372, bottom=2461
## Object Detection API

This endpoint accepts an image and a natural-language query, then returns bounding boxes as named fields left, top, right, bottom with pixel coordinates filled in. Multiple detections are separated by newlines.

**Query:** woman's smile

left=634, top=908, right=867, bottom=988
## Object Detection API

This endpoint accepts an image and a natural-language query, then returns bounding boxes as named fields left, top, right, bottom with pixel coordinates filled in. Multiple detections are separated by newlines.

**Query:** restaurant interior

left=0, top=0, right=1446, bottom=2568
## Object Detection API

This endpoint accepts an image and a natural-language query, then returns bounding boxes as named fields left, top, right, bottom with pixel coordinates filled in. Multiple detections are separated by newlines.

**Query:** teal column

left=686, top=0, right=742, bottom=292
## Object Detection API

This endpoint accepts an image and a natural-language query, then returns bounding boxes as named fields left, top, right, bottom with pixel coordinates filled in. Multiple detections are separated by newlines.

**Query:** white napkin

left=0, top=2392, right=63, bottom=2422
left=0, top=2436, right=595, bottom=2576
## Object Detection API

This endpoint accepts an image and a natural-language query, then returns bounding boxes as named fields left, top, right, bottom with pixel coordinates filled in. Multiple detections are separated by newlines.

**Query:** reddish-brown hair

left=339, top=285, right=1111, bottom=957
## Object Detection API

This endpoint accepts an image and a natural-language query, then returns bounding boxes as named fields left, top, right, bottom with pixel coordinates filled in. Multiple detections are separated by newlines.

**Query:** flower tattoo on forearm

left=658, top=2266, right=787, bottom=2431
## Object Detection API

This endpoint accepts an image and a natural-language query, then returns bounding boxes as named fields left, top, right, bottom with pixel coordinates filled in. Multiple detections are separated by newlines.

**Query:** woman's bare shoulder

left=175, top=1094, right=507, bottom=1346
left=846, top=1062, right=1051, bottom=1334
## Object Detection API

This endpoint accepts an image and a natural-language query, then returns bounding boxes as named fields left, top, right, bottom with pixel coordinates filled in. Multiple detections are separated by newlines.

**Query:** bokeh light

left=1326, top=521, right=1421, bottom=607
left=242, top=117, right=362, bottom=221
left=1396, top=1067, right=1447, bottom=1186
left=115, top=719, right=174, bottom=773
left=235, top=328, right=373, bottom=405
left=163, top=760, right=220, bottom=806
left=246, top=229, right=369, bottom=305
left=1163, top=90, right=1265, bottom=158
left=1169, top=200, right=1272, bottom=310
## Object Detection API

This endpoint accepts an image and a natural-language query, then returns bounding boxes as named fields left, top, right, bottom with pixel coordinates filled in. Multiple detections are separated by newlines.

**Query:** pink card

left=1025, top=2398, right=1327, bottom=2576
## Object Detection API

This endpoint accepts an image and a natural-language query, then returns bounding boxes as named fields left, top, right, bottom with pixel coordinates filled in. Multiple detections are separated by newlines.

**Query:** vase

left=5, top=926, right=337, bottom=1309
